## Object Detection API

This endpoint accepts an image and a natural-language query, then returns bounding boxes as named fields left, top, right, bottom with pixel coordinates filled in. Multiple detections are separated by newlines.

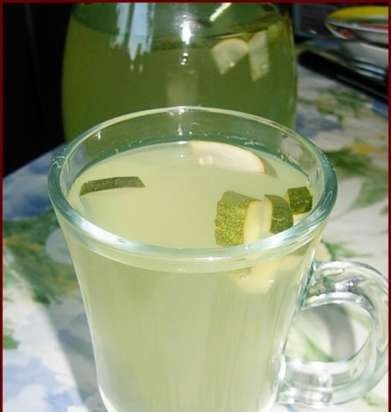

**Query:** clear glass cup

left=62, top=3, right=296, bottom=140
left=48, top=107, right=387, bottom=412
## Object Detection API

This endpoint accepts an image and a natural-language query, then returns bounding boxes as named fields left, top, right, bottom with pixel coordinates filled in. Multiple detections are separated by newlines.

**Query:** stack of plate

left=325, top=6, right=388, bottom=79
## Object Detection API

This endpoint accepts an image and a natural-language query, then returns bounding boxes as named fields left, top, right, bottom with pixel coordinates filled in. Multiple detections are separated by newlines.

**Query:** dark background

left=5, top=4, right=72, bottom=175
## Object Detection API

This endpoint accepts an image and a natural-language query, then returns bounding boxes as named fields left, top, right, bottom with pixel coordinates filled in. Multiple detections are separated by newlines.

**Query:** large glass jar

left=62, top=3, right=296, bottom=140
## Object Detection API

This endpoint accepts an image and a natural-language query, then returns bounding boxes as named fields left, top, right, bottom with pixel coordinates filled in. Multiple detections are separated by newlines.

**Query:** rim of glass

left=48, top=106, right=337, bottom=262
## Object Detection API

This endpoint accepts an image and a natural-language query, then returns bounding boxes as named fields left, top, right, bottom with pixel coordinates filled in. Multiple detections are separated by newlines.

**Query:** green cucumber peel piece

left=215, top=191, right=259, bottom=246
left=214, top=191, right=294, bottom=247
left=286, top=186, right=313, bottom=214
left=265, top=195, right=293, bottom=234
left=80, top=176, right=145, bottom=196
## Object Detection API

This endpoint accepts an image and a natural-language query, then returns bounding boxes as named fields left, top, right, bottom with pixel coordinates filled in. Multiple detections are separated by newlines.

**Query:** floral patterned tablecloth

left=3, top=66, right=388, bottom=412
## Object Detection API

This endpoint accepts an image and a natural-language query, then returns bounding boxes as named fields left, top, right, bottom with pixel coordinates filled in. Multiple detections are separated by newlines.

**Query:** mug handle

left=278, top=260, right=388, bottom=407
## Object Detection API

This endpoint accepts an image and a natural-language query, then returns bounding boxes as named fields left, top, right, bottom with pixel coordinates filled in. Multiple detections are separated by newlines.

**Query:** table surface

left=4, top=66, right=388, bottom=412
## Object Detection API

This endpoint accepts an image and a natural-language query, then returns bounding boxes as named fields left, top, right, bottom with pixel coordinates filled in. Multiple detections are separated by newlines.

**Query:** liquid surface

left=68, top=141, right=308, bottom=248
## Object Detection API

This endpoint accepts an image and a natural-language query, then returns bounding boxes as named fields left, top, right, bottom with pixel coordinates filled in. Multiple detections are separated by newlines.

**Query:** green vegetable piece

left=215, top=191, right=259, bottom=246
left=80, top=176, right=145, bottom=196
left=287, top=186, right=313, bottom=214
left=214, top=191, right=294, bottom=247
left=265, top=195, right=293, bottom=233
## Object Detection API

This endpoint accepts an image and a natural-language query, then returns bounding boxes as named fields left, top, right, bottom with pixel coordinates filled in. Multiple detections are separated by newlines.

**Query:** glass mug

left=62, top=3, right=296, bottom=140
left=48, top=107, right=387, bottom=412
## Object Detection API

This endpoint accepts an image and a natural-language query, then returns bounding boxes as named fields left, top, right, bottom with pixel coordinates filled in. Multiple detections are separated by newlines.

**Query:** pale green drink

left=62, top=4, right=296, bottom=139
left=64, top=140, right=316, bottom=412
left=49, top=108, right=388, bottom=412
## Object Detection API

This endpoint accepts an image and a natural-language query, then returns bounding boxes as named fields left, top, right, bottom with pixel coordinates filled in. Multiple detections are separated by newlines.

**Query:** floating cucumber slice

left=265, top=195, right=293, bottom=234
left=215, top=191, right=261, bottom=246
left=215, top=191, right=293, bottom=246
left=248, top=31, right=269, bottom=81
left=211, top=38, right=249, bottom=75
left=261, top=157, right=278, bottom=177
left=286, top=186, right=313, bottom=214
left=229, top=266, right=273, bottom=294
left=230, top=255, right=303, bottom=294
left=189, top=141, right=273, bottom=174
left=80, top=176, right=145, bottom=196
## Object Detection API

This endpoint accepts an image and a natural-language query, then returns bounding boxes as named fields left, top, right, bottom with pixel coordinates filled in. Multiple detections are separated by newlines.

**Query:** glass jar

left=62, top=3, right=296, bottom=140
